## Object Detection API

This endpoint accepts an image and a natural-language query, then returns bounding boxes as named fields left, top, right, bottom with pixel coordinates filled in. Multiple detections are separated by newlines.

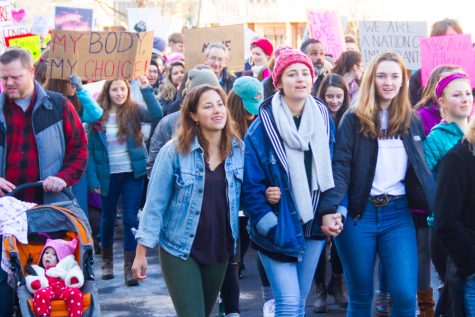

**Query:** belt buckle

left=372, top=194, right=389, bottom=208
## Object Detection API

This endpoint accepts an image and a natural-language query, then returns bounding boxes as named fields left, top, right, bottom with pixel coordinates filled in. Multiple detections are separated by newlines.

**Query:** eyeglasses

left=149, top=70, right=159, bottom=74
left=207, top=56, right=225, bottom=64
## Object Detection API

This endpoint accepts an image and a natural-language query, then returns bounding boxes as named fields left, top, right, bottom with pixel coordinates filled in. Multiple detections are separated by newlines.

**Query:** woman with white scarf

left=242, top=48, right=341, bottom=316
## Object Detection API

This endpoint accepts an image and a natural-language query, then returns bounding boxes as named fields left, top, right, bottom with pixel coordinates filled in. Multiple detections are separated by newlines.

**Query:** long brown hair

left=227, top=89, right=250, bottom=139
left=97, top=79, right=143, bottom=146
left=176, top=85, right=240, bottom=160
left=317, top=74, right=350, bottom=127
left=354, top=51, right=412, bottom=138
left=332, top=50, right=362, bottom=76
left=430, top=18, right=463, bottom=36
left=158, top=61, right=184, bottom=101
left=415, top=65, right=462, bottom=110
left=44, top=78, right=82, bottom=115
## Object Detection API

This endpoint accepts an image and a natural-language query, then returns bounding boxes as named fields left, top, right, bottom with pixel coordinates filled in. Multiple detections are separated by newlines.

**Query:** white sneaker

left=263, top=299, right=275, bottom=317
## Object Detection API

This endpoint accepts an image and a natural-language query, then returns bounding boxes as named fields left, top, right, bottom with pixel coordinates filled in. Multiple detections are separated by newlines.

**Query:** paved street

left=95, top=241, right=346, bottom=316
left=94, top=227, right=438, bottom=317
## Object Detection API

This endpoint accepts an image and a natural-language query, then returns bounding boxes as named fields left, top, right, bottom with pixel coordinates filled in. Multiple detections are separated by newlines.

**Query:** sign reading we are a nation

left=47, top=30, right=154, bottom=81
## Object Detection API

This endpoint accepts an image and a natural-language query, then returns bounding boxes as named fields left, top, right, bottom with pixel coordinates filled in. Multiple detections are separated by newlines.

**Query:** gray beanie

left=188, top=68, right=220, bottom=90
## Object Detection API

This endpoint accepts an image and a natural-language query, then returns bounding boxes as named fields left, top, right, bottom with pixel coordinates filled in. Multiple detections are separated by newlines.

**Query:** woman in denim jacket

left=133, top=85, right=244, bottom=317
left=242, top=49, right=337, bottom=316
left=318, top=52, right=436, bottom=317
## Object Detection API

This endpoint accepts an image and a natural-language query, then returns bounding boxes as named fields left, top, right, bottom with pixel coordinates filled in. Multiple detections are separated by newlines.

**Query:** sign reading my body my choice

left=47, top=30, right=154, bottom=81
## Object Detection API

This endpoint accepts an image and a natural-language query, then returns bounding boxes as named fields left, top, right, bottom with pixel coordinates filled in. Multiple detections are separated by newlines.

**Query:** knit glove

left=70, top=74, right=83, bottom=90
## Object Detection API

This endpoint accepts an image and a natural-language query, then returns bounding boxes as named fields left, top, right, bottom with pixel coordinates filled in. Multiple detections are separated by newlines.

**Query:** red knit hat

left=251, top=38, right=274, bottom=57
left=272, top=49, right=315, bottom=88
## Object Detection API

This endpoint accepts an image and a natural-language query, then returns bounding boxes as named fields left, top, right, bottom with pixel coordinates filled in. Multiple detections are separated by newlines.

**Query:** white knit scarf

left=272, top=93, right=334, bottom=223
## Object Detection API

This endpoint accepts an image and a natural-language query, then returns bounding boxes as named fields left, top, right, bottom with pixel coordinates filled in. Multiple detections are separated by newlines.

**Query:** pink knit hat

left=40, top=238, right=78, bottom=263
left=272, top=49, right=315, bottom=88
left=251, top=38, right=274, bottom=57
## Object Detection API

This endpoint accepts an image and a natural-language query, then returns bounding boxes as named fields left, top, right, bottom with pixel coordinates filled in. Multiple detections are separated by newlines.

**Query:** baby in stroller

left=25, top=238, right=84, bottom=317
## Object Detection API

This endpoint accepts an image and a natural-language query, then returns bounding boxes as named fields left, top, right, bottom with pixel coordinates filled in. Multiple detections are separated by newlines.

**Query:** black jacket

left=435, top=140, right=475, bottom=278
left=219, top=67, right=236, bottom=94
left=318, top=110, right=436, bottom=219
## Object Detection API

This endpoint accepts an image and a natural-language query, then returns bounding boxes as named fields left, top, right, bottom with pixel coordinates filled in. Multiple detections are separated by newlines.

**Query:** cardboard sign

left=47, top=30, right=154, bottom=81
left=420, top=34, right=475, bottom=87
left=184, top=24, right=245, bottom=71
left=306, top=10, right=345, bottom=59
left=55, top=6, right=93, bottom=31
left=359, top=21, right=427, bottom=69
left=5, top=33, right=41, bottom=60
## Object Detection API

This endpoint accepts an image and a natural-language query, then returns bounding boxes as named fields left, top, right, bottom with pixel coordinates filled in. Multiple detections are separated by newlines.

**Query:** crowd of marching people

left=0, top=15, right=474, bottom=317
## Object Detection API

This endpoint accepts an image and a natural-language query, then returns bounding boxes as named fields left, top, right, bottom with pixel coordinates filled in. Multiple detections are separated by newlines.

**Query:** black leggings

left=220, top=263, right=240, bottom=314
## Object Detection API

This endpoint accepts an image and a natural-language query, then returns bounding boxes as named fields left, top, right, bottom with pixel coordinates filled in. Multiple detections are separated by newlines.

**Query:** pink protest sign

left=306, top=10, right=345, bottom=59
left=420, top=34, right=475, bottom=88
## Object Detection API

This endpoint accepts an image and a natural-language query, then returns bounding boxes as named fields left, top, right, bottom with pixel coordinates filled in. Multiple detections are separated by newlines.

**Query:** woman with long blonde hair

left=318, top=51, right=435, bottom=316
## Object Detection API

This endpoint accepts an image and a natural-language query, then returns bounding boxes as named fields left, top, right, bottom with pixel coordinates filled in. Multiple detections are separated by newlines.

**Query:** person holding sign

left=86, top=76, right=162, bottom=286
left=242, top=49, right=336, bottom=316
left=133, top=84, right=244, bottom=317
left=318, top=51, right=435, bottom=317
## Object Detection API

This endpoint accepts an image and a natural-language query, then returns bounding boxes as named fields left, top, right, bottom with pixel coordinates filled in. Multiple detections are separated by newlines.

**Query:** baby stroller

left=3, top=182, right=100, bottom=316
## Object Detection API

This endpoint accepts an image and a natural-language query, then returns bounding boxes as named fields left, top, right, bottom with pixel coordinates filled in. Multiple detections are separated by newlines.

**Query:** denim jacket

left=135, top=136, right=244, bottom=260
left=242, top=96, right=335, bottom=259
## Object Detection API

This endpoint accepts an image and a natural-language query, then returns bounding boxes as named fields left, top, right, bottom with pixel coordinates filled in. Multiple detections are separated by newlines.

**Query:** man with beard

left=300, top=39, right=332, bottom=96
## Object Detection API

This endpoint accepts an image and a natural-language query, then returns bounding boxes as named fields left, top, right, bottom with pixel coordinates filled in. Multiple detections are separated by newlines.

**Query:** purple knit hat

left=272, top=49, right=315, bottom=88
left=40, top=238, right=78, bottom=263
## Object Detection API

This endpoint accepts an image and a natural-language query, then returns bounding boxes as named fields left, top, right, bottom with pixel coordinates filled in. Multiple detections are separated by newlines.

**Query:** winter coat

left=423, top=121, right=464, bottom=174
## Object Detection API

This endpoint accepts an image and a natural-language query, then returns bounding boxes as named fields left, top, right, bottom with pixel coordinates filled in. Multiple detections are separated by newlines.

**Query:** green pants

left=160, top=248, right=227, bottom=317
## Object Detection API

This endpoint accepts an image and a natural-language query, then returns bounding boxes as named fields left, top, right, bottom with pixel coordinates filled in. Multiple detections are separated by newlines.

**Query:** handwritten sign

left=5, top=33, right=41, bottom=60
left=47, top=30, right=154, bottom=81
left=420, top=34, right=475, bottom=87
left=0, top=0, right=30, bottom=51
left=184, top=24, right=245, bottom=71
left=306, top=10, right=345, bottom=59
left=359, top=21, right=427, bottom=69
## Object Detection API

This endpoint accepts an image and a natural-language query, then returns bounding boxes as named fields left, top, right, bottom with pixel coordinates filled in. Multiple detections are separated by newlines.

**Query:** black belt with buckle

left=368, top=194, right=406, bottom=208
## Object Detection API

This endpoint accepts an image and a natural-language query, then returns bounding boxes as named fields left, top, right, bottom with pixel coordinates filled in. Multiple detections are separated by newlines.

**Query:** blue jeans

left=72, top=174, right=88, bottom=216
left=335, top=198, right=417, bottom=317
left=258, top=239, right=325, bottom=316
left=100, top=172, right=144, bottom=251
left=465, top=275, right=475, bottom=316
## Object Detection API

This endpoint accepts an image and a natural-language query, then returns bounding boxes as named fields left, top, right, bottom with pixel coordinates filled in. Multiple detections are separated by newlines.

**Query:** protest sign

left=420, top=34, right=475, bottom=87
left=0, top=0, right=30, bottom=51
left=83, top=80, right=106, bottom=100
left=5, top=33, right=41, bottom=60
left=184, top=24, right=245, bottom=71
left=127, top=8, right=183, bottom=40
left=359, top=21, right=427, bottom=69
left=306, top=10, right=345, bottom=59
left=55, top=6, right=93, bottom=31
left=47, top=30, right=154, bottom=81
left=31, top=16, right=51, bottom=37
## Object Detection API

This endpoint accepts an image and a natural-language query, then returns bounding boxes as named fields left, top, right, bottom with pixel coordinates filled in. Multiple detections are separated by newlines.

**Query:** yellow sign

left=7, top=34, right=42, bottom=61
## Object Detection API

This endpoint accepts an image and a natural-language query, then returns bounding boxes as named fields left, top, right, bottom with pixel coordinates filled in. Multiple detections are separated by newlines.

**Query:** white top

left=370, top=110, right=408, bottom=196
left=105, top=113, right=133, bottom=174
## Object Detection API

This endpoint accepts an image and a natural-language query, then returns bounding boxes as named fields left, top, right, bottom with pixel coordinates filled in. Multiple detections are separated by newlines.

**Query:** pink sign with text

left=307, top=10, right=345, bottom=60
left=420, top=34, right=475, bottom=88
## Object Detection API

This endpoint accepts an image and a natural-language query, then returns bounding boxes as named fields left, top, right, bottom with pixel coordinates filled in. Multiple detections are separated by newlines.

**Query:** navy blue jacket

left=242, top=96, right=335, bottom=258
